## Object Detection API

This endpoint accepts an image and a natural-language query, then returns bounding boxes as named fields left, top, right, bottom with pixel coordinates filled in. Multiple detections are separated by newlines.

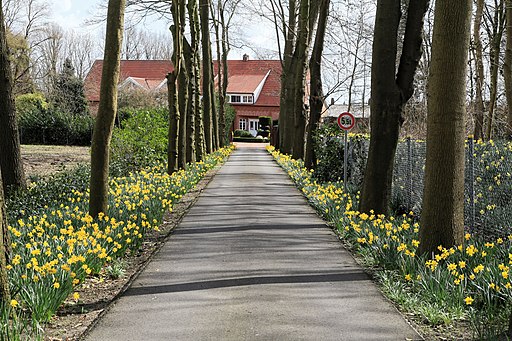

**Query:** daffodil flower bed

left=268, top=145, right=512, bottom=338
left=3, top=146, right=234, bottom=332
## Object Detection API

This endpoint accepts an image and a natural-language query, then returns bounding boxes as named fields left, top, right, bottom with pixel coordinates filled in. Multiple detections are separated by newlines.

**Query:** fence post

left=468, top=136, right=475, bottom=232
left=407, top=137, right=413, bottom=211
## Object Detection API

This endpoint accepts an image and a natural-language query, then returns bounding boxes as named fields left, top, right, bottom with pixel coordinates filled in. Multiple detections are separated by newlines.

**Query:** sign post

left=337, top=112, right=356, bottom=192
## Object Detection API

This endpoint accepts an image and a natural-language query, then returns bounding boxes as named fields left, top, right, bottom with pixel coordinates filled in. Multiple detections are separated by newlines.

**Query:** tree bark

left=278, top=0, right=297, bottom=154
left=473, top=0, right=485, bottom=140
left=505, top=0, right=512, bottom=139
left=167, top=70, right=179, bottom=174
left=189, top=0, right=205, bottom=161
left=0, top=0, right=25, bottom=195
left=291, top=0, right=319, bottom=160
left=199, top=0, right=213, bottom=154
left=359, top=0, right=429, bottom=215
left=485, top=0, right=505, bottom=141
left=419, top=0, right=471, bottom=255
left=184, top=36, right=196, bottom=163
left=304, top=0, right=329, bottom=170
left=88, top=0, right=125, bottom=217
left=176, top=3, right=188, bottom=170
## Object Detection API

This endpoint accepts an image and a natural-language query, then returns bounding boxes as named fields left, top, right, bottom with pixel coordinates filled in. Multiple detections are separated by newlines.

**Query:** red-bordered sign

left=337, top=112, right=355, bottom=131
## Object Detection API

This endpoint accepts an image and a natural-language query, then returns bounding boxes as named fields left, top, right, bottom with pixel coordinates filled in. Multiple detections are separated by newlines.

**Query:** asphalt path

left=84, top=144, right=422, bottom=341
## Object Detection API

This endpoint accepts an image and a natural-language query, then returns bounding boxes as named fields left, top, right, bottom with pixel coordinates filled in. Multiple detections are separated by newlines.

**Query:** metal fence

left=319, top=136, right=512, bottom=239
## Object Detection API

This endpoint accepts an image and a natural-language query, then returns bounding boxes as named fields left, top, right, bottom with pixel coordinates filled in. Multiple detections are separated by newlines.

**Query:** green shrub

left=110, top=108, right=168, bottom=176
left=234, top=129, right=252, bottom=138
left=16, top=93, right=93, bottom=146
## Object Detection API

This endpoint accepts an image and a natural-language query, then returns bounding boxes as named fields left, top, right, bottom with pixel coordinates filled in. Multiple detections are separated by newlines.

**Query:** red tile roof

left=226, top=74, right=267, bottom=94
left=84, top=60, right=173, bottom=102
left=213, top=59, right=282, bottom=107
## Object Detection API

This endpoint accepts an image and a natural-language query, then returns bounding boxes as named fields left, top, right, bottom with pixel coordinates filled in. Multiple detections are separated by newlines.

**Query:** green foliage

left=234, top=129, right=252, bottom=138
left=16, top=95, right=94, bottom=146
left=110, top=108, right=169, bottom=176
left=50, top=58, right=89, bottom=116
left=313, top=123, right=368, bottom=193
left=4, top=145, right=234, bottom=334
left=6, top=165, right=91, bottom=222
left=269, top=146, right=512, bottom=338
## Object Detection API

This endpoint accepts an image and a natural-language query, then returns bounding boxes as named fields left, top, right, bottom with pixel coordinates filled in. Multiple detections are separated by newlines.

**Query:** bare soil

left=21, top=145, right=90, bottom=179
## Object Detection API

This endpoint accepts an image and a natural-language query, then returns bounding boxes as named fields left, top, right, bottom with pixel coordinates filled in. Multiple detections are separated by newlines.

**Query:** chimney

left=243, top=53, right=249, bottom=61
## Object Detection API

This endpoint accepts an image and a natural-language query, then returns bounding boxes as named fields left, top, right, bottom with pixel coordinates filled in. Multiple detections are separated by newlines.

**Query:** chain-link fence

left=315, top=135, right=512, bottom=239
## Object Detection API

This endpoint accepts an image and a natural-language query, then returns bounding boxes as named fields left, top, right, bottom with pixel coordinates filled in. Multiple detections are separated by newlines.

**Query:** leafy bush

left=110, top=108, right=168, bottom=176
left=16, top=93, right=93, bottom=146
left=234, top=129, right=252, bottom=138
left=313, top=123, right=368, bottom=193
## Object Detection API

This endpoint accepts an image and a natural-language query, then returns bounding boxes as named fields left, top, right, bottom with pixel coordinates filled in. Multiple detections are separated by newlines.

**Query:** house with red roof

left=84, top=56, right=283, bottom=137
left=84, top=60, right=174, bottom=114
left=214, top=55, right=282, bottom=136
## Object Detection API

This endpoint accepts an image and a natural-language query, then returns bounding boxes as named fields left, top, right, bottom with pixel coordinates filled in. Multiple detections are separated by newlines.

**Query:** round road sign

left=337, top=112, right=355, bottom=131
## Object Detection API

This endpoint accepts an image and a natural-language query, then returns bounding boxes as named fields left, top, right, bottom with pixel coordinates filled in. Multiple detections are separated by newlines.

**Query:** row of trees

left=270, top=0, right=472, bottom=258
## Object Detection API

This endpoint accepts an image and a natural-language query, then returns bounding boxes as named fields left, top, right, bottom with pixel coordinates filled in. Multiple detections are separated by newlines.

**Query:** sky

left=47, top=0, right=278, bottom=61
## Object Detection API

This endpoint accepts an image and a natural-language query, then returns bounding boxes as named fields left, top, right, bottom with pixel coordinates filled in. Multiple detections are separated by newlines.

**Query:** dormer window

left=228, top=94, right=253, bottom=104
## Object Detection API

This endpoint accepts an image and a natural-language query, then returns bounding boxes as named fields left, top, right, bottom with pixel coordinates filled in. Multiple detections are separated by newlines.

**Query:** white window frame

left=239, top=118, right=247, bottom=130
left=230, top=95, right=241, bottom=103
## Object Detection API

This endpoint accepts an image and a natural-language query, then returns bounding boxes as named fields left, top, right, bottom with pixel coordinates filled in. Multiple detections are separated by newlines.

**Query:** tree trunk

left=177, top=44, right=188, bottom=169
left=473, top=0, right=485, bottom=140
left=419, top=0, right=471, bottom=255
left=290, top=0, right=312, bottom=160
left=485, top=0, right=505, bottom=141
left=210, top=64, right=219, bottom=151
left=278, top=0, right=297, bottom=154
left=89, top=0, right=125, bottom=217
left=167, top=70, right=179, bottom=174
left=212, top=1, right=227, bottom=148
left=221, top=22, right=229, bottom=146
left=304, top=0, right=329, bottom=170
left=505, top=0, right=512, bottom=139
left=0, top=172, right=10, bottom=304
left=189, top=0, right=205, bottom=161
left=199, top=0, right=213, bottom=154
left=0, top=0, right=25, bottom=195
left=359, top=0, right=429, bottom=215
left=184, top=36, right=196, bottom=163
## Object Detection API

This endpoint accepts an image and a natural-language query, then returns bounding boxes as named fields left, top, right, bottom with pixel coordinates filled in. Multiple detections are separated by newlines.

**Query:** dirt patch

left=21, top=145, right=90, bottom=179
left=42, top=165, right=220, bottom=341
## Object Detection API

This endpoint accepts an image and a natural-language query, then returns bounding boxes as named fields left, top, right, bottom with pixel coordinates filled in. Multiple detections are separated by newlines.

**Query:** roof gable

left=213, top=59, right=282, bottom=107
left=84, top=60, right=173, bottom=102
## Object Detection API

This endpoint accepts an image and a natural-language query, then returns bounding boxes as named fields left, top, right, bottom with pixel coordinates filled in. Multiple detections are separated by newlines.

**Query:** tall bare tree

left=0, top=0, right=25, bottom=194
left=200, top=0, right=213, bottom=153
left=473, top=0, right=486, bottom=140
left=358, top=0, right=429, bottom=215
left=419, top=0, right=471, bottom=255
left=189, top=0, right=205, bottom=161
left=304, top=0, right=329, bottom=170
left=505, top=0, right=512, bottom=139
left=484, top=0, right=505, bottom=140
left=89, top=0, right=126, bottom=217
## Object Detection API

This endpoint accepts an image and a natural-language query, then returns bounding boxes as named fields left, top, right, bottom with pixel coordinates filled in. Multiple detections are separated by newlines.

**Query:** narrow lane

left=84, top=145, right=421, bottom=341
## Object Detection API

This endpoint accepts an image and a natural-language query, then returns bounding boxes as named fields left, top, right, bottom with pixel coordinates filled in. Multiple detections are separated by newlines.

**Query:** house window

left=242, top=95, right=253, bottom=103
left=230, top=95, right=241, bottom=103
left=239, top=118, right=247, bottom=130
